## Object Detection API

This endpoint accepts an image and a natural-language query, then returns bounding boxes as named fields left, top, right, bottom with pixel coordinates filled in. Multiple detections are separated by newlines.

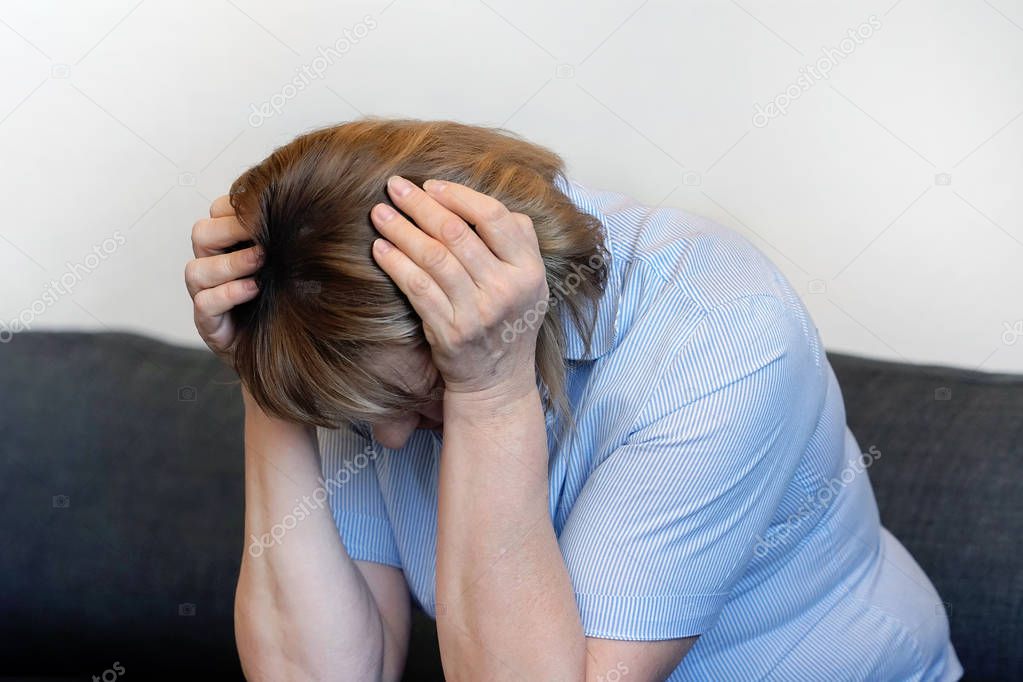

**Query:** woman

left=184, top=118, right=962, bottom=681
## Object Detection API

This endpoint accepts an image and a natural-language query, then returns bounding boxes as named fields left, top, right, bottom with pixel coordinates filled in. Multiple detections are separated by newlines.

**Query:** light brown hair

left=229, top=117, right=607, bottom=437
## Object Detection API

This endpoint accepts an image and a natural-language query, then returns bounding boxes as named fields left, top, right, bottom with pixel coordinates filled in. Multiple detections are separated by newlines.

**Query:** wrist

left=242, top=386, right=316, bottom=443
left=443, top=368, right=539, bottom=418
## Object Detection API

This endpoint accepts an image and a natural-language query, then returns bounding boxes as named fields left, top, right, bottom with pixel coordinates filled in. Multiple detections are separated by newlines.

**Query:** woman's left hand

left=369, top=175, right=549, bottom=400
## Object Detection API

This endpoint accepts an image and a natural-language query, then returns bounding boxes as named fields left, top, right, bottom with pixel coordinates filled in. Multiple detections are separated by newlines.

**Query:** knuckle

left=446, top=327, right=470, bottom=348
left=217, top=253, right=237, bottom=281
left=483, top=202, right=508, bottom=224
left=440, top=217, right=468, bottom=244
left=211, top=195, right=233, bottom=218
left=513, top=212, right=534, bottom=230
left=193, top=288, right=213, bottom=315
left=191, top=219, right=208, bottom=250
left=408, top=272, right=433, bottom=296
left=227, top=278, right=248, bottom=301
left=230, top=249, right=252, bottom=276
left=478, top=306, right=500, bottom=328
left=420, top=242, right=448, bottom=270
left=183, top=259, right=201, bottom=287
left=488, top=278, right=510, bottom=301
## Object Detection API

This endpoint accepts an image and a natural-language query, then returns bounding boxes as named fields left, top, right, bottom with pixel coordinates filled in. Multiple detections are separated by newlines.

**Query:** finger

left=371, top=238, right=454, bottom=334
left=184, top=246, right=264, bottom=298
left=385, top=175, right=500, bottom=284
left=193, top=278, right=260, bottom=337
left=192, top=216, right=253, bottom=258
left=210, top=194, right=235, bottom=219
left=370, top=200, right=478, bottom=305
left=422, top=179, right=538, bottom=267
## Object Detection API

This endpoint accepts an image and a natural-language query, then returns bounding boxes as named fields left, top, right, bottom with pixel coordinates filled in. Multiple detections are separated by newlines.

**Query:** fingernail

left=388, top=175, right=414, bottom=198
left=244, top=279, right=259, bottom=291
left=374, top=203, right=397, bottom=221
left=374, top=238, right=393, bottom=253
left=425, top=179, right=446, bottom=193
left=250, top=247, right=264, bottom=262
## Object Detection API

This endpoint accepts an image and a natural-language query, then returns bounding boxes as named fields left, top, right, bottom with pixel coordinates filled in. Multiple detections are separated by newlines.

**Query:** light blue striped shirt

left=317, top=173, right=962, bottom=680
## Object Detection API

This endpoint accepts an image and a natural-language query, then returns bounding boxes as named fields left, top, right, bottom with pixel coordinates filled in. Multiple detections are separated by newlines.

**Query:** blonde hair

left=229, top=117, right=607, bottom=439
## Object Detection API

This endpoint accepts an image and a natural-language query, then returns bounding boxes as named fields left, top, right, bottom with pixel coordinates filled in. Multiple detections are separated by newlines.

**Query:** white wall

left=2, top=0, right=1021, bottom=372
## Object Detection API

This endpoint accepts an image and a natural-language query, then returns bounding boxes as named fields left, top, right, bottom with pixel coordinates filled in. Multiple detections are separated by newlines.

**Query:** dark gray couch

left=1, top=332, right=1019, bottom=681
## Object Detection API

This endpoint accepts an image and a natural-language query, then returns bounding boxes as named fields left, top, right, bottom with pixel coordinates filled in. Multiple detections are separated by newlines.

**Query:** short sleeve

left=558, top=294, right=824, bottom=640
left=317, top=423, right=402, bottom=568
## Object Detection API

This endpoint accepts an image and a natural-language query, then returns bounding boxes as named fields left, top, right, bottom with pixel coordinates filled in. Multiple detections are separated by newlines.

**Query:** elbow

left=234, top=576, right=386, bottom=682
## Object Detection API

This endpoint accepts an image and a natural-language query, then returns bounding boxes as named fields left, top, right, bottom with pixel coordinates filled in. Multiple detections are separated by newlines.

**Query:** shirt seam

left=670, top=294, right=797, bottom=407
left=621, top=292, right=795, bottom=436
left=604, top=228, right=778, bottom=325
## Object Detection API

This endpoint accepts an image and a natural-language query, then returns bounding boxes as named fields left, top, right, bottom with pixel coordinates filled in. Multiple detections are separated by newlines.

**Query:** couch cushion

left=1, top=332, right=1018, bottom=680
left=829, top=352, right=1022, bottom=682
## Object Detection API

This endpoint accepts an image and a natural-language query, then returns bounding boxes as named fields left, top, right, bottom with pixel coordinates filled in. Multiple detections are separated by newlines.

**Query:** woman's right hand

left=184, top=194, right=264, bottom=365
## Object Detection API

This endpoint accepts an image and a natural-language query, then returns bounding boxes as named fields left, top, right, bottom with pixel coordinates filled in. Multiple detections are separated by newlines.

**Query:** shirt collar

left=553, top=172, right=621, bottom=362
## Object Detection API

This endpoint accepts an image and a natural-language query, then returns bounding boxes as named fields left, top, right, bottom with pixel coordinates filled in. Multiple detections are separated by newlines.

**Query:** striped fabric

left=317, top=173, right=963, bottom=681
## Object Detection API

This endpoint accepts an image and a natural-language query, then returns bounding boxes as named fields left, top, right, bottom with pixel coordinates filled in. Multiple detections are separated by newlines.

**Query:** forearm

left=435, top=376, right=586, bottom=680
left=236, top=390, right=387, bottom=681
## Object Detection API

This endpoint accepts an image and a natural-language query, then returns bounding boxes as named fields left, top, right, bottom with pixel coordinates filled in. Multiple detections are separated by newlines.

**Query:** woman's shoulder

left=557, top=176, right=827, bottom=398
left=611, top=237, right=826, bottom=410
left=557, top=175, right=802, bottom=312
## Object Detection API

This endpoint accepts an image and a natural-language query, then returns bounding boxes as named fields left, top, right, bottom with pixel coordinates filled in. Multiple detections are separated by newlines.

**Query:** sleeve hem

left=575, top=591, right=729, bottom=640
left=344, top=545, right=403, bottom=569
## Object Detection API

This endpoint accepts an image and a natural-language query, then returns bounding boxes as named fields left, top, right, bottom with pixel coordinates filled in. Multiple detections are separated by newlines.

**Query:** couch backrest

left=0, top=332, right=246, bottom=679
left=1, top=332, right=1018, bottom=680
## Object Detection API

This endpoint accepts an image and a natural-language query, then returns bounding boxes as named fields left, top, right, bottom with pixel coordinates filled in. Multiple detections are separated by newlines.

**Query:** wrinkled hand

left=184, top=195, right=263, bottom=365
left=370, top=176, right=549, bottom=399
